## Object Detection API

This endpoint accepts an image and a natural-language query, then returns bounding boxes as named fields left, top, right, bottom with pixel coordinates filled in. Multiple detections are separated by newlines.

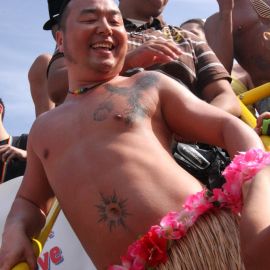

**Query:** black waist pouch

left=173, top=143, right=230, bottom=190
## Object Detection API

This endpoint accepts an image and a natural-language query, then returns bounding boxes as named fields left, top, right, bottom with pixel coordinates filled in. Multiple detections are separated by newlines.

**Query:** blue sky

left=1, top=0, right=218, bottom=135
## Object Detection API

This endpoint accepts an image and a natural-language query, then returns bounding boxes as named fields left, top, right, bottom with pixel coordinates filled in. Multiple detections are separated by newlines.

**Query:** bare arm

left=240, top=166, right=270, bottom=269
left=28, top=54, right=55, bottom=116
left=158, top=72, right=263, bottom=157
left=204, top=0, right=234, bottom=72
left=0, top=129, right=55, bottom=270
left=47, top=56, right=69, bottom=106
left=201, top=78, right=241, bottom=116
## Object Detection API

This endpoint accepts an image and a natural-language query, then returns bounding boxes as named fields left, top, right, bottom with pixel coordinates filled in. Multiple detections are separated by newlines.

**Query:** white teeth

left=92, top=42, right=113, bottom=49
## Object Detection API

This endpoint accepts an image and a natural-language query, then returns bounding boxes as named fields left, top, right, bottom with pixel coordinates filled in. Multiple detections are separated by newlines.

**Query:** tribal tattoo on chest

left=93, top=73, right=158, bottom=124
left=95, top=191, right=131, bottom=232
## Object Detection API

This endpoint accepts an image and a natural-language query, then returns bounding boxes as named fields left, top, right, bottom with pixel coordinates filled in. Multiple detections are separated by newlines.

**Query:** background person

left=0, top=98, right=27, bottom=183
left=28, top=0, right=66, bottom=116
left=119, top=0, right=241, bottom=116
left=205, top=0, right=270, bottom=114
left=180, top=16, right=255, bottom=111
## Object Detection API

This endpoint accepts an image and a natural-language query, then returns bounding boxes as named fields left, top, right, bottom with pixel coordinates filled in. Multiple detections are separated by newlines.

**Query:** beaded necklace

left=68, top=82, right=104, bottom=95
left=250, top=0, right=270, bottom=19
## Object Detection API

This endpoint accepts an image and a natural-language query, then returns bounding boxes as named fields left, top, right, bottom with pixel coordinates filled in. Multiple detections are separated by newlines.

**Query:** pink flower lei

left=109, top=148, right=270, bottom=270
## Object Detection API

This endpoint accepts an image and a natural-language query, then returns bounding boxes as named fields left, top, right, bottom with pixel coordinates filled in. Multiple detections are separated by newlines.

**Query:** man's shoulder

left=123, top=70, right=170, bottom=93
left=130, top=70, right=164, bottom=81
left=28, top=105, right=69, bottom=147
left=31, top=106, right=63, bottom=132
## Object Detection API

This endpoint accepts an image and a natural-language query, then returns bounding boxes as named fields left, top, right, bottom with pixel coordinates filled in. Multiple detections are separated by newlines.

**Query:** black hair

left=180, top=18, right=205, bottom=29
left=0, top=98, right=5, bottom=120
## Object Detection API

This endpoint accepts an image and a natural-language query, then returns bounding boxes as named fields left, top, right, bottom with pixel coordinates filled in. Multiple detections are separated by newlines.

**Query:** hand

left=216, top=0, right=234, bottom=13
left=125, top=37, right=182, bottom=70
left=255, top=112, right=270, bottom=135
left=0, top=230, right=37, bottom=270
left=0, top=145, right=27, bottom=163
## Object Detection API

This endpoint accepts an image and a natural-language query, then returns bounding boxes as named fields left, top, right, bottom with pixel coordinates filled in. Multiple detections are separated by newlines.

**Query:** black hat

left=58, top=0, right=71, bottom=20
left=43, top=0, right=64, bottom=30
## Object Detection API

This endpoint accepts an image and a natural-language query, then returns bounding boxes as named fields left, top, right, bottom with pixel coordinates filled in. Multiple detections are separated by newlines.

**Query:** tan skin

left=0, top=0, right=265, bottom=269
left=28, top=54, right=55, bottom=116
left=47, top=56, right=68, bottom=105
left=233, top=0, right=270, bottom=86
left=241, top=166, right=270, bottom=269
left=205, top=0, right=270, bottom=86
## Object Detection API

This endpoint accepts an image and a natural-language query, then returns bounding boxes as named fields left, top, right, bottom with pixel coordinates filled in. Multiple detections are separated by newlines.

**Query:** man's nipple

left=114, top=113, right=124, bottom=120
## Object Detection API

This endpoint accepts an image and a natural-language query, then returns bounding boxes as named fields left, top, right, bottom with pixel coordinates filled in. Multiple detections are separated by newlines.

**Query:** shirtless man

left=205, top=0, right=270, bottom=112
left=0, top=0, right=266, bottom=269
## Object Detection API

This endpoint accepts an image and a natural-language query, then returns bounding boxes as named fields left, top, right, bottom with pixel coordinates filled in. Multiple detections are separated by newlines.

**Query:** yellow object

left=11, top=199, right=61, bottom=270
left=238, top=82, right=270, bottom=151
left=238, top=82, right=270, bottom=105
left=238, top=99, right=257, bottom=128
left=261, top=135, right=270, bottom=152
left=231, top=77, right=248, bottom=96
left=12, top=263, right=30, bottom=270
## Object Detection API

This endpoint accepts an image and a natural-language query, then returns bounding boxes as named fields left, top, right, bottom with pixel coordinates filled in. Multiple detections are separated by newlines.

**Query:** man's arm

left=204, top=0, right=234, bottom=73
left=47, top=55, right=69, bottom=106
left=157, top=71, right=263, bottom=157
left=28, top=54, right=55, bottom=117
left=201, top=79, right=241, bottom=116
left=0, top=130, right=55, bottom=270
left=122, top=37, right=182, bottom=73
left=240, top=166, right=270, bottom=269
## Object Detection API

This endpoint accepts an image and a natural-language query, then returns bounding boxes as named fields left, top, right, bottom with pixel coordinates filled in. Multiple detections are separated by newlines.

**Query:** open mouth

left=91, top=42, right=115, bottom=51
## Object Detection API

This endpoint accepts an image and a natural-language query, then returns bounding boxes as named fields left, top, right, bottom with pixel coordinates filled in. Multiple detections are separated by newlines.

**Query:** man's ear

left=56, top=30, right=64, bottom=53
left=0, top=104, right=3, bottom=115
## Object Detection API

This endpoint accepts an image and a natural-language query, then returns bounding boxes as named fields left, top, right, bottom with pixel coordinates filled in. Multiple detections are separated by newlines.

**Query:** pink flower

left=118, top=227, right=168, bottom=270
left=159, top=212, right=185, bottom=239
left=141, top=227, right=168, bottom=267
left=183, top=190, right=212, bottom=218
left=211, top=188, right=227, bottom=206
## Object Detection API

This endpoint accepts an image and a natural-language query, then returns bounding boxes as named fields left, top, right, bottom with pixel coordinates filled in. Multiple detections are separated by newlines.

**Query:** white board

left=0, top=177, right=96, bottom=270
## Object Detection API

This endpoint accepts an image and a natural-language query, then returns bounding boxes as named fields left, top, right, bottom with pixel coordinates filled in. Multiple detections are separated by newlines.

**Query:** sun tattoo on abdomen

left=95, top=191, right=132, bottom=232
